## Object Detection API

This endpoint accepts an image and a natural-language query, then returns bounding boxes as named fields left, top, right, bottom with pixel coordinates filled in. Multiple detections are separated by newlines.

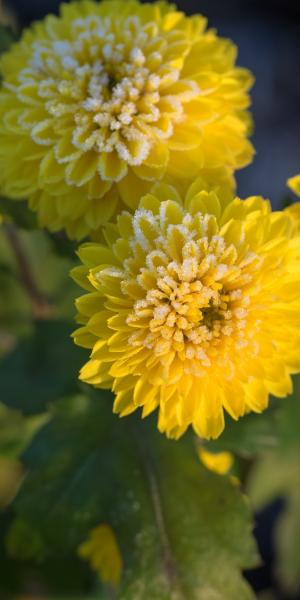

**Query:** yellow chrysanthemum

left=0, top=0, right=253, bottom=239
left=72, top=180, right=300, bottom=440
left=78, top=524, right=122, bottom=586
left=287, top=175, right=300, bottom=197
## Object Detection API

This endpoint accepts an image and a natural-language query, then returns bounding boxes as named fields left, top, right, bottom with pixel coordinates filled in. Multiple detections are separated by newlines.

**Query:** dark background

left=3, top=1, right=300, bottom=598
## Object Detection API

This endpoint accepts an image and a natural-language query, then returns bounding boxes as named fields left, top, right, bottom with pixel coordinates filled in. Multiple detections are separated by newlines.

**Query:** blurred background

left=0, top=1, right=300, bottom=599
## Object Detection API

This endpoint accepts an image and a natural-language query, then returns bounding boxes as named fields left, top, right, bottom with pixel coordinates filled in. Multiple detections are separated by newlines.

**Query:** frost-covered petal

left=0, top=0, right=253, bottom=239
left=72, top=182, right=300, bottom=440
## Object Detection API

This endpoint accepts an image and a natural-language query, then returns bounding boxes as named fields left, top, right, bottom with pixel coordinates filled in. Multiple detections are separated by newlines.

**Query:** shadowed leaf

left=11, top=394, right=258, bottom=599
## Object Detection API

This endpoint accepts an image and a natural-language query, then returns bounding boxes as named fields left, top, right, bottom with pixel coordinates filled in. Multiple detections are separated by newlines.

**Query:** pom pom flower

left=0, top=0, right=253, bottom=239
left=72, top=181, right=300, bottom=439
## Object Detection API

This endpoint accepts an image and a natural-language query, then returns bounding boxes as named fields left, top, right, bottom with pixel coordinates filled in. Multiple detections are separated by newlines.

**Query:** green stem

left=4, top=222, right=52, bottom=319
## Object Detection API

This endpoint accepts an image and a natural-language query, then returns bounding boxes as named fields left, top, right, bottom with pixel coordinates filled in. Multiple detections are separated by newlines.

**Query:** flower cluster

left=72, top=182, right=300, bottom=439
left=0, top=0, right=253, bottom=239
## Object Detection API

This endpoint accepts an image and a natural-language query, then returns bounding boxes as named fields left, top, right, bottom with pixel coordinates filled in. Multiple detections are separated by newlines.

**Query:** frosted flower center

left=121, top=213, right=262, bottom=376
left=19, top=15, right=199, bottom=166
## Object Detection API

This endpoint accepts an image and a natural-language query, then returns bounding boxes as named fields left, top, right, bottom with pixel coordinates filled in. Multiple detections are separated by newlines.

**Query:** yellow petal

left=66, top=152, right=99, bottom=186
left=98, top=152, right=128, bottom=182
left=198, top=448, right=234, bottom=475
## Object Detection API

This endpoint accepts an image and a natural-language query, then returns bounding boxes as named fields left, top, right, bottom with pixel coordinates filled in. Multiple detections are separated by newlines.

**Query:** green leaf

left=247, top=384, right=300, bottom=594
left=0, top=262, right=31, bottom=337
left=0, top=320, right=87, bottom=414
left=275, top=490, right=300, bottom=595
left=0, top=225, right=78, bottom=341
left=12, top=394, right=259, bottom=599
left=0, top=25, right=16, bottom=55
left=205, top=410, right=279, bottom=459
left=4, top=227, right=78, bottom=318
left=0, top=402, right=47, bottom=511
left=6, top=517, right=47, bottom=561
left=46, top=230, right=80, bottom=260
left=0, top=402, right=47, bottom=458
left=0, top=197, right=37, bottom=230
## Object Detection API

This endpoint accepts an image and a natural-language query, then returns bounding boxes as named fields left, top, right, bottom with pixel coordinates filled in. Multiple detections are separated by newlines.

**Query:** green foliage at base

left=248, top=385, right=300, bottom=595
left=10, top=393, right=258, bottom=599
left=0, top=216, right=299, bottom=599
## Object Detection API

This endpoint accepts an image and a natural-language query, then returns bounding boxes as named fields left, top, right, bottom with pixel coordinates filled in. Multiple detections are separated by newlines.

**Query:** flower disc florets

left=0, top=0, right=253, bottom=239
left=72, top=181, right=300, bottom=439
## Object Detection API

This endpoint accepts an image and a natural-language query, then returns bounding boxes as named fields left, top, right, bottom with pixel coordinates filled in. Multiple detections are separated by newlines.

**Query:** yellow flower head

left=72, top=181, right=300, bottom=440
left=0, top=0, right=253, bottom=239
